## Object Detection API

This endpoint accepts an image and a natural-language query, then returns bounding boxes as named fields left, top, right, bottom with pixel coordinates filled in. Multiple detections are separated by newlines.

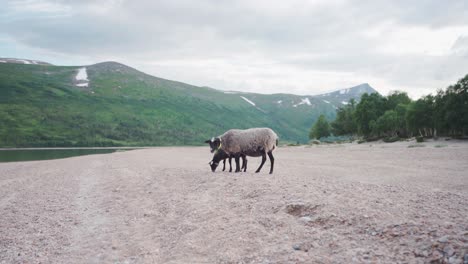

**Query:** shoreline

left=0, top=146, right=184, bottom=150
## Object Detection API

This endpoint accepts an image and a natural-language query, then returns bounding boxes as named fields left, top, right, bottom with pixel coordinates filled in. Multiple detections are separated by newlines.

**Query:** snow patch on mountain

left=18, top=59, right=31, bottom=64
left=293, top=98, right=312, bottom=107
left=76, top=67, right=89, bottom=81
left=75, top=67, right=89, bottom=87
left=339, top=88, right=350, bottom=94
left=0, top=58, right=52, bottom=65
left=240, top=96, right=256, bottom=106
left=240, top=96, right=266, bottom=113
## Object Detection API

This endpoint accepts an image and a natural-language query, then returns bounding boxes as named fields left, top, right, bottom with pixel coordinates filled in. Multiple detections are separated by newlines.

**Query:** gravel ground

left=0, top=140, right=467, bottom=263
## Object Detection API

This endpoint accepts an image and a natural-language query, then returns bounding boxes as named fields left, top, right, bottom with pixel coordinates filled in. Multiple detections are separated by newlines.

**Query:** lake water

left=0, top=149, right=126, bottom=163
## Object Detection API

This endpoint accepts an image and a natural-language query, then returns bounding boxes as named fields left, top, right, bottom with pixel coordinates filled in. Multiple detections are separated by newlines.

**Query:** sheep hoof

left=255, top=170, right=260, bottom=173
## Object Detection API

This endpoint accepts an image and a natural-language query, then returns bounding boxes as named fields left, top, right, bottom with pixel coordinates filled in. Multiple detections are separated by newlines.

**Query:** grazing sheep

left=205, top=127, right=278, bottom=174
left=209, top=149, right=247, bottom=172
left=210, top=147, right=261, bottom=173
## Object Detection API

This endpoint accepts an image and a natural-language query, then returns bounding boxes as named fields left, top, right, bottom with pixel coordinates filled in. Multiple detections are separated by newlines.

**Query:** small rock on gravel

left=443, top=245, right=455, bottom=257
left=448, top=256, right=461, bottom=264
left=431, top=250, right=443, bottom=262
left=438, top=236, right=449, bottom=243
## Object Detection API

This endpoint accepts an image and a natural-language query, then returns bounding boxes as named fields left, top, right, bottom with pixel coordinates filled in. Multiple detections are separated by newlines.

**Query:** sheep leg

left=234, top=154, right=241, bottom=173
left=222, top=158, right=226, bottom=171
left=267, top=151, right=274, bottom=174
left=229, top=156, right=232, bottom=172
left=242, top=155, right=247, bottom=172
left=255, top=151, right=267, bottom=173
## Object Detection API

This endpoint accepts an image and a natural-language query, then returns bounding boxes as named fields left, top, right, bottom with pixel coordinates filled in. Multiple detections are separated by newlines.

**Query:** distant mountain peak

left=93, top=61, right=129, bottom=67
left=311, top=83, right=378, bottom=107
left=350, top=83, right=377, bottom=93
left=88, top=61, right=144, bottom=76
left=315, top=83, right=378, bottom=97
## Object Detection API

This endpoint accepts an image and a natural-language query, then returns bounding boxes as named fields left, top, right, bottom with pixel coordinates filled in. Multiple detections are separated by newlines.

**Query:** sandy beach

left=1, top=140, right=467, bottom=263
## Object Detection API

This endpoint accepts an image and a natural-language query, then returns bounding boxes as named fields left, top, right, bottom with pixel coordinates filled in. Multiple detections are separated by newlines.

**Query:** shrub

left=383, top=136, right=400, bottom=143
left=309, top=139, right=321, bottom=145
left=416, top=136, right=424, bottom=143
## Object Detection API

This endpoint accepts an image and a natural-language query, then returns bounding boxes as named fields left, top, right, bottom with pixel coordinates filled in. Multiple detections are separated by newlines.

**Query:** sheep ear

left=204, top=140, right=211, bottom=143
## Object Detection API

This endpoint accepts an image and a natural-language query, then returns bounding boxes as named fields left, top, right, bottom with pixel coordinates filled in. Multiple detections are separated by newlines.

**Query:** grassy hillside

left=0, top=61, right=374, bottom=147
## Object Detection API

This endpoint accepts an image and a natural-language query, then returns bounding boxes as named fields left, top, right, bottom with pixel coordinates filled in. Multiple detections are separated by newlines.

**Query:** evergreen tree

left=442, top=74, right=468, bottom=135
left=310, top=114, right=331, bottom=140
left=373, top=110, right=398, bottom=136
left=354, top=93, right=385, bottom=136
left=331, top=99, right=357, bottom=135
left=406, top=96, right=435, bottom=137
left=385, top=91, right=411, bottom=111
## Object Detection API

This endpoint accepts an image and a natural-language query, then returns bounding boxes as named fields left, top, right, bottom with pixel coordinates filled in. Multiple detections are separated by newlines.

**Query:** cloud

left=1, top=0, right=468, bottom=98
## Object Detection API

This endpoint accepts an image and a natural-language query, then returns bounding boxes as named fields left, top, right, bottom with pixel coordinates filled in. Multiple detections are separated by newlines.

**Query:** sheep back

left=220, top=128, right=278, bottom=154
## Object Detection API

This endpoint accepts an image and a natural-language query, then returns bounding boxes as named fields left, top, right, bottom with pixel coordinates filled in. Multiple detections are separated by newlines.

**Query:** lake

left=0, top=148, right=131, bottom=163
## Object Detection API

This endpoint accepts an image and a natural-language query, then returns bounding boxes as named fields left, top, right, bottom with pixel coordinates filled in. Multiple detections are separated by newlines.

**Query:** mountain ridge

left=0, top=58, right=379, bottom=147
left=93, top=61, right=380, bottom=99
left=2, top=57, right=378, bottom=99
left=0, top=57, right=53, bottom=66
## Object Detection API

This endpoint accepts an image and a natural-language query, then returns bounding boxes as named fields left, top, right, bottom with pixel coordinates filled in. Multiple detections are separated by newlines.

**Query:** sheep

left=205, top=127, right=278, bottom=174
left=205, top=136, right=247, bottom=172
left=209, top=149, right=247, bottom=172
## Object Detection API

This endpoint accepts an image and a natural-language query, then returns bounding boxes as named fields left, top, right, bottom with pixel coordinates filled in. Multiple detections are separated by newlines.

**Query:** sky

left=1, top=0, right=468, bottom=98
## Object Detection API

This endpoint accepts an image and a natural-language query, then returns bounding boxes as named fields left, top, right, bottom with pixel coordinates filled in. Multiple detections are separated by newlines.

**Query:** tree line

left=310, top=73, right=468, bottom=140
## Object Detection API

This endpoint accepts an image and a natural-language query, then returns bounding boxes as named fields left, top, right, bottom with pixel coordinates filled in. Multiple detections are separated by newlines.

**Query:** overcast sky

left=1, top=0, right=468, bottom=98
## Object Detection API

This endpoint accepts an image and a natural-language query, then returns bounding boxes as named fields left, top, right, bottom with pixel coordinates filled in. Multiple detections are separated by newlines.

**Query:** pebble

left=438, top=236, right=449, bottom=243
left=464, top=254, right=468, bottom=263
left=448, top=256, right=460, bottom=264
left=443, top=245, right=455, bottom=257
left=430, top=250, right=443, bottom=262
left=292, top=244, right=301, bottom=251
left=299, top=216, right=312, bottom=223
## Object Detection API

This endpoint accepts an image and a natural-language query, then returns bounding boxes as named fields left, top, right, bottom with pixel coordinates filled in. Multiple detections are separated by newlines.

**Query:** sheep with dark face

left=209, top=149, right=247, bottom=172
left=206, top=127, right=278, bottom=174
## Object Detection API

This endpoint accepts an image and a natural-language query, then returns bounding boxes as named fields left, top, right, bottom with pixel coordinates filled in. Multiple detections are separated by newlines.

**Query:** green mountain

left=0, top=59, right=378, bottom=147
